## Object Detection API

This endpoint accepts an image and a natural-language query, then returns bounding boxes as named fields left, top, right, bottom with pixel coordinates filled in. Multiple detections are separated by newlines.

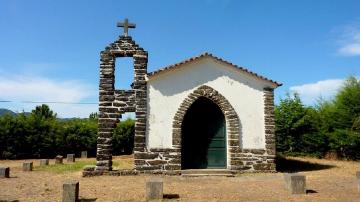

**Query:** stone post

left=0, top=166, right=10, bottom=178
left=62, top=180, right=79, bottom=202
left=81, top=151, right=88, bottom=158
left=67, top=154, right=75, bottom=163
left=23, top=162, right=33, bottom=171
left=40, top=159, right=49, bottom=166
left=146, top=178, right=163, bottom=201
left=284, top=173, right=306, bottom=194
left=55, top=155, right=63, bottom=164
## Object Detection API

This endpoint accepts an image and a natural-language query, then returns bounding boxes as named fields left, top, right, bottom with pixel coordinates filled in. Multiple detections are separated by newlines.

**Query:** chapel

left=93, top=19, right=281, bottom=174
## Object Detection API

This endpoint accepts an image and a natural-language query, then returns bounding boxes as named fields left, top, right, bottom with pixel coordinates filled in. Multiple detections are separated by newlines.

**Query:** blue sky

left=0, top=0, right=360, bottom=117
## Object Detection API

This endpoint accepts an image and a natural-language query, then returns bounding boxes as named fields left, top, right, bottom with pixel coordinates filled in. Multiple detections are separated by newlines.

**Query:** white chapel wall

left=146, top=57, right=272, bottom=149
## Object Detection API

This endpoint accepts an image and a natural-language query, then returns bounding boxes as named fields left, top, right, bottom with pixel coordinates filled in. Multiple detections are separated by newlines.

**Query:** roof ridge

left=147, top=53, right=282, bottom=87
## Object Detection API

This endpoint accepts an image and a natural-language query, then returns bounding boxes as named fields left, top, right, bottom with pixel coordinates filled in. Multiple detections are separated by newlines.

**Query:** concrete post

left=0, top=166, right=10, bottom=178
left=23, top=162, right=33, bottom=171
left=40, top=159, right=49, bottom=166
left=62, top=180, right=79, bottom=202
left=55, top=155, right=63, bottom=164
left=284, top=173, right=306, bottom=194
left=146, top=178, right=163, bottom=201
left=67, top=154, right=75, bottom=163
left=81, top=151, right=87, bottom=158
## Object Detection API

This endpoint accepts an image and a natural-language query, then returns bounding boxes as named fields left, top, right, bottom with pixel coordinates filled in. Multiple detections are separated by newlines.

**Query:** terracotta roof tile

left=147, top=52, right=282, bottom=87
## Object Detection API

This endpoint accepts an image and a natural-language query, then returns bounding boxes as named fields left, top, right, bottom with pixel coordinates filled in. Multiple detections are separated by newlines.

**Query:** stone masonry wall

left=96, top=35, right=148, bottom=171
left=114, top=90, right=135, bottom=113
left=263, top=87, right=276, bottom=171
left=133, top=148, right=275, bottom=173
left=133, top=85, right=276, bottom=172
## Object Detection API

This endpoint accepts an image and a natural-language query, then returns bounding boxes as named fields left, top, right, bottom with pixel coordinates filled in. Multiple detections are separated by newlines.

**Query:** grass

left=35, top=159, right=126, bottom=173
left=112, top=160, right=133, bottom=170
left=36, top=160, right=97, bottom=173
left=0, top=155, right=134, bottom=174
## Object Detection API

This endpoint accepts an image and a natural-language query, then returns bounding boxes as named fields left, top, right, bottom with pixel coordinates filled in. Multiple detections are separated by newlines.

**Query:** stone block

left=0, top=166, right=10, bottom=178
left=55, top=155, right=63, bottom=164
left=134, top=152, right=158, bottom=159
left=253, top=163, right=275, bottom=171
left=284, top=173, right=306, bottom=194
left=62, top=180, right=79, bottom=202
left=81, top=151, right=88, bottom=158
left=23, top=162, right=33, bottom=171
left=83, top=165, right=95, bottom=172
left=164, top=164, right=181, bottom=171
left=40, top=159, right=49, bottom=166
left=147, top=159, right=167, bottom=166
left=67, top=154, right=75, bottom=163
left=146, top=178, right=163, bottom=201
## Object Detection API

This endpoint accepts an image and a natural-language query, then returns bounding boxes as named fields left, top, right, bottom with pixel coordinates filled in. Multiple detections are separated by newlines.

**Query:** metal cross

left=117, top=18, right=136, bottom=37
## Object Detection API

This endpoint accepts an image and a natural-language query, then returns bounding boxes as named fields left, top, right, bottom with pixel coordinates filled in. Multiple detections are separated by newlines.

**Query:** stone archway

left=172, top=85, right=241, bottom=169
left=181, top=96, right=227, bottom=169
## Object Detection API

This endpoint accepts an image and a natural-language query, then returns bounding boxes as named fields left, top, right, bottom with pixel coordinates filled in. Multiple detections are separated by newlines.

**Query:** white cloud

left=0, top=74, right=97, bottom=118
left=337, top=23, right=360, bottom=56
left=289, top=79, right=344, bottom=105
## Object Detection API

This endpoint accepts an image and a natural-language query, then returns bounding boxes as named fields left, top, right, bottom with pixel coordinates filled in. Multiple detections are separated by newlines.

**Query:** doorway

left=181, top=97, right=226, bottom=169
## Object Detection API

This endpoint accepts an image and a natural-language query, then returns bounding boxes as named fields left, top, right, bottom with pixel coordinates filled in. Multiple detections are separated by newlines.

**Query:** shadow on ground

left=306, top=189, right=318, bottom=194
left=79, top=198, right=97, bottom=202
left=276, top=156, right=336, bottom=172
left=163, top=194, right=180, bottom=199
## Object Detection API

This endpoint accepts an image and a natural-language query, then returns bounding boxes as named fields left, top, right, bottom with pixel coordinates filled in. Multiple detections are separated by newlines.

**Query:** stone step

left=181, top=169, right=235, bottom=177
left=182, top=173, right=235, bottom=177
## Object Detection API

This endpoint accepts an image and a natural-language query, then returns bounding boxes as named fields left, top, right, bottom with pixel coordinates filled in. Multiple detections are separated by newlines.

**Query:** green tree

left=332, top=76, right=360, bottom=129
left=32, top=104, right=57, bottom=119
left=25, top=104, right=59, bottom=158
left=321, top=76, right=360, bottom=159
left=113, top=119, right=135, bottom=155
left=275, top=93, right=326, bottom=156
left=275, top=93, right=306, bottom=153
left=0, top=114, right=21, bottom=159
left=89, top=112, right=98, bottom=120
left=59, top=118, right=98, bottom=156
left=298, top=107, right=328, bottom=157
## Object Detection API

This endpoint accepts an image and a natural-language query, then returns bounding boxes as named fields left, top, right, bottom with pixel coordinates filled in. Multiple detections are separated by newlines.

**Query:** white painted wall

left=146, top=57, right=274, bottom=150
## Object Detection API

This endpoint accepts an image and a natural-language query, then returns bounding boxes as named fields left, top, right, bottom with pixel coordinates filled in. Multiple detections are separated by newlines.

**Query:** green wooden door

left=181, top=97, right=226, bottom=169
left=207, top=114, right=226, bottom=168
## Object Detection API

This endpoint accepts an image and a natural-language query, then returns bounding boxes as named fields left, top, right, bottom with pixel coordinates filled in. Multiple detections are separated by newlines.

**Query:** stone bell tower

left=96, top=19, right=148, bottom=171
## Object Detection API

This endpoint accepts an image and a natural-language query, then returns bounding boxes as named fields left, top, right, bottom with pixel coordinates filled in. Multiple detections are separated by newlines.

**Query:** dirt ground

left=0, top=156, right=359, bottom=202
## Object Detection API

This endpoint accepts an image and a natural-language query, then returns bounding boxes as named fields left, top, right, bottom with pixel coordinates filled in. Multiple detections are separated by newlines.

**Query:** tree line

left=276, top=76, right=360, bottom=159
left=0, top=105, right=134, bottom=159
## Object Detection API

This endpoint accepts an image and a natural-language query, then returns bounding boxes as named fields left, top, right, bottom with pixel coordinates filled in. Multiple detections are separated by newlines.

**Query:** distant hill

left=0, top=108, right=77, bottom=120
left=0, top=108, right=16, bottom=116
left=0, top=109, right=32, bottom=117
